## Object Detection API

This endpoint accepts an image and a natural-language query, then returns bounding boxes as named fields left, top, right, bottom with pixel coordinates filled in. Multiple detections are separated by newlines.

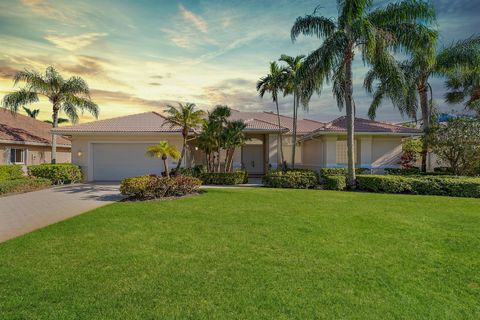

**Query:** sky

left=0, top=0, right=478, bottom=124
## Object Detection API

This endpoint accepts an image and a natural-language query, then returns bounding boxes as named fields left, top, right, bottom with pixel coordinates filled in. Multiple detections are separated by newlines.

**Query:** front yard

left=1, top=188, right=479, bottom=319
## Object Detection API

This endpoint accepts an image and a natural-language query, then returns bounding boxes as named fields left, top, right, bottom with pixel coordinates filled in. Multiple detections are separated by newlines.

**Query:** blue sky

left=0, top=0, right=478, bottom=123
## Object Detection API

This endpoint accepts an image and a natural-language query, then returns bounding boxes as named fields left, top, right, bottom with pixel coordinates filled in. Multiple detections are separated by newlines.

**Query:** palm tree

left=44, top=117, right=69, bottom=125
left=366, top=35, right=480, bottom=171
left=256, top=62, right=287, bottom=168
left=222, top=120, right=247, bottom=172
left=22, top=106, right=40, bottom=118
left=279, top=54, right=310, bottom=169
left=291, top=0, right=436, bottom=187
left=3, top=66, right=99, bottom=163
left=146, top=141, right=181, bottom=178
left=164, top=102, right=205, bottom=170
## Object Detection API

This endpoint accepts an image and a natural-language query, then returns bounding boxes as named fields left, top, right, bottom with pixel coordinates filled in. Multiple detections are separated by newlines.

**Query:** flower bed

left=0, top=177, right=51, bottom=195
left=120, top=175, right=202, bottom=200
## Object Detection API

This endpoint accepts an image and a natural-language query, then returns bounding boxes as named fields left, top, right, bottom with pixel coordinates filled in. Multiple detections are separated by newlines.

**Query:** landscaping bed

left=120, top=175, right=202, bottom=200
left=0, top=177, right=51, bottom=196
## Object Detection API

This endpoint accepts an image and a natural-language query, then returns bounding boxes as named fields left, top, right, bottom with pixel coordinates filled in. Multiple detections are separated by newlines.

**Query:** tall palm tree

left=146, top=141, right=181, bottom=178
left=222, top=120, right=247, bottom=172
left=22, top=106, right=40, bottom=118
left=44, top=117, right=69, bottom=125
left=164, top=102, right=205, bottom=170
left=367, top=35, right=480, bottom=170
left=256, top=62, right=287, bottom=168
left=3, top=66, right=99, bottom=163
left=279, top=54, right=310, bottom=169
left=291, top=0, right=436, bottom=187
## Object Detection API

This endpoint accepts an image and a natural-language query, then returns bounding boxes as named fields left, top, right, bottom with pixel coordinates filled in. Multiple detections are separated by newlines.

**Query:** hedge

left=170, top=165, right=207, bottom=177
left=28, top=164, right=82, bottom=184
left=356, top=174, right=480, bottom=198
left=319, top=167, right=369, bottom=177
left=0, top=177, right=51, bottom=195
left=198, top=171, right=248, bottom=185
left=0, top=165, right=23, bottom=181
left=323, top=175, right=347, bottom=191
left=120, top=175, right=201, bottom=200
left=384, top=168, right=451, bottom=176
left=263, top=169, right=319, bottom=189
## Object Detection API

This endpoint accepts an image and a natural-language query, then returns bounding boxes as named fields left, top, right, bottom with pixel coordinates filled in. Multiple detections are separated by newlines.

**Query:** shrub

left=323, top=175, right=347, bottom=191
left=356, top=175, right=412, bottom=193
left=356, top=174, right=480, bottom=198
left=263, top=169, right=319, bottom=189
left=384, top=167, right=421, bottom=175
left=170, top=165, right=208, bottom=177
left=198, top=171, right=248, bottom=185
left=28, top=164, right=82, bottom=184
left=0, top=165, right=24, bottom=181
left=319, top=167, right=369, bottom=177
left=120, top=175, right=201, bottom=200
left=0, top=177, right=51, bottom=195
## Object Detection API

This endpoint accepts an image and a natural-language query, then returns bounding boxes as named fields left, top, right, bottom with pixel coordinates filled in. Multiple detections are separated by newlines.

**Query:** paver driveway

left=0, top=183, right=122, bottom=243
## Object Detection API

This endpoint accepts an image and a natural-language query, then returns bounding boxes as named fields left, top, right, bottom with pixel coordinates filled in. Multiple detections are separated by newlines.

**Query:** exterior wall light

left=77, top=150, right=83, bottom=157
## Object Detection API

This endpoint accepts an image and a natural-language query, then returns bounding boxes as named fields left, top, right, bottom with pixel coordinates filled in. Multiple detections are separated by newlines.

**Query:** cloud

left=161, top=29, right=191, bottom=48
left=90, top=89, right=174, bottom=109
left=148, top=82, right=161, bottom=86
left=0, top=64, right=20, bottom=81
left=179, top=4, right=208, bottom=33
left=61, top=55, right=108, bottom=76
left=45, top=32, right=108, bottom=51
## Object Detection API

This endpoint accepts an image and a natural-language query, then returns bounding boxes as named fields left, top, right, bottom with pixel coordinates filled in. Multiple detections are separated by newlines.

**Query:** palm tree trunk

left=291, top=92, right=298, bottom=169
left=274, top=98, right=285, bottom=168
left=345, top=54, right=356, bottom=188
left=418, top=83, right=429, bottom=172
left=176, top=135, right=187, bottom=170
left=163, top=157, right=169, bottom=178
left=51, top=105, right=59, bottom=164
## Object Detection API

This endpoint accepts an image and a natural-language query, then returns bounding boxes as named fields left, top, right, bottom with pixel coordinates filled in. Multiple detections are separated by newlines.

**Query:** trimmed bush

left=319, top=167, right=369, bottom=177
left=0, top=177, right=51, bottom=195
left=384, top=167, right=421, bottom=175
left=0, top=165, right=24, bottom=181
left=120, top=175, right=201, bottom=200
left=356, top=174, right=480, bottom=198
left=28, top=164, right=82, bottom=185
left=170, top=165, right=208, bottom=177
left=263, top=169, right=319, bottom=189
left=324, top=175, right=347, bottom=191
left=198, top=171, right=248, bottom=185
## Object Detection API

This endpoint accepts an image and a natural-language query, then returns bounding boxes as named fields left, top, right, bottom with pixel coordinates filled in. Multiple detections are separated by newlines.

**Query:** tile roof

left=52, top=112, right=183, bottom=134
left=0, top=109, right=71, bottom=146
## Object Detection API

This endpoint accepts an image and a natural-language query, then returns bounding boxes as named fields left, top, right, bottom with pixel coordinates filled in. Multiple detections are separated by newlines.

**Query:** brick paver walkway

left=0, top=183, right=122, bottom=243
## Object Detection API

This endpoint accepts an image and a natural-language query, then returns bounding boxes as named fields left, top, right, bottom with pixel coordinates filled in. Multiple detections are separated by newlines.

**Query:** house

left=51, top=110, right=420, bottom=181
left=0, top=109, right=71, bottom=167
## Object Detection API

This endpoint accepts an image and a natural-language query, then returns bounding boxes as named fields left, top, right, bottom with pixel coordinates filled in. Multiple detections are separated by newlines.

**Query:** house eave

left=299, top=131, right=422, bottom=142
left=0, top=139, right=71, bottom=148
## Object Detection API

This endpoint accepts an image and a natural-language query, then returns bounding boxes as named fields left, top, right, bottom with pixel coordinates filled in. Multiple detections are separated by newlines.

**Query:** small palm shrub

left=0, top=165, right=24, bottom=181
left=28, top=164, right=82, bottom=184
left=263, top=169, right=319, bottom=189
left=120, top=175, right=201, bottom=200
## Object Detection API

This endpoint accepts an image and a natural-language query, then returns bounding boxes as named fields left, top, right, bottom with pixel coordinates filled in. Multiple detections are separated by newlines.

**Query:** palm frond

left=2, top=89, right=39, bottom=113
left=291, top=15, right=336, bottom=41
left=368, top=0, right=436, bottom=26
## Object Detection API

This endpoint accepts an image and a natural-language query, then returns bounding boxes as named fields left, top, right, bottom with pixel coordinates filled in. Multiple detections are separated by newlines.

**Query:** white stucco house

left=52, top=110, right=421, bottom=181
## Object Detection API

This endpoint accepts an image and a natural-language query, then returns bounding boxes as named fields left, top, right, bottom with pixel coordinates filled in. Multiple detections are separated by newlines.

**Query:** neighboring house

left=52, top=110, right=420, bottom=181
left=0, top=109, right=71, bottom=167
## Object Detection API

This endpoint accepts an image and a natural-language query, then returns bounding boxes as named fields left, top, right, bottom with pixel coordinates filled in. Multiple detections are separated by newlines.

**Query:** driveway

left=0, top=183, right=122, bottom=243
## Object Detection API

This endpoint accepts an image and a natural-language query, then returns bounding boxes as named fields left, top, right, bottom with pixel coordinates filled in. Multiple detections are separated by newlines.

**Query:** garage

left=92, top=143, right=165, bottom=181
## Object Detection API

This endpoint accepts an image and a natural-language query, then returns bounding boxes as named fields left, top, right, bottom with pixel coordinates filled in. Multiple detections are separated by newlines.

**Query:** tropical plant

left=291, top=0, right=436, bottom=187
left=44, top=117, right=69, bottom=125
left=256, top=61, right=287, bottom=167
left=22, top=106, right=40, bottom=118
left=164, top=102, right=205, bottom=170
left=279, top=54, right=315, bottom=169
left=2, top=66, right=99, bottom=163
left=431, top=117, right=480, bottom=175
left=222, top=120, right=247, bottom=172
left=146, top=141, right=181, bottom=178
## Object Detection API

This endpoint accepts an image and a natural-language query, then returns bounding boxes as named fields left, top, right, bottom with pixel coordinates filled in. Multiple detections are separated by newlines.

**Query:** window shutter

left=5, top=147, right=11, bottom=164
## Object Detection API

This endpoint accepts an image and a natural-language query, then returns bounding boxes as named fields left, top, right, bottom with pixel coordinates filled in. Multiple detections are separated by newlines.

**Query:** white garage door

left=92, top=143, right=166, bottom=181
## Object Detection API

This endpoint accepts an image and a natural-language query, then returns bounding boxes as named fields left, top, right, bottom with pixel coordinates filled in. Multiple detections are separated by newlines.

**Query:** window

left=10, top=148, right=25, bottom=164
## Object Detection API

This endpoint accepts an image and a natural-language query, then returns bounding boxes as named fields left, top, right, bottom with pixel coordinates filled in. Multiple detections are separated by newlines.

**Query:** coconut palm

left=256, top=62, right=287, bottom=167
left=222, top=120, right=247, bottom=172
left=279, top=54, right=311, bottom=169
left=2, top=66, right=99, bottom=163
left=164, top=102, right=205, bottom=170
left=366, top=35, right=480, bottom=171
left=146, top=141, right=181, bottom=178
left=22, top=106, right=40, bottom=118
left=44, top=117, right=69, bottom=125
left=291, top=0, right=436, bottom=187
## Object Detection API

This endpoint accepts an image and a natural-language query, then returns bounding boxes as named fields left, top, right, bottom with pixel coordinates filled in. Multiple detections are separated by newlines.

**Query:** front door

left=242, top=145, right=264, bottom=174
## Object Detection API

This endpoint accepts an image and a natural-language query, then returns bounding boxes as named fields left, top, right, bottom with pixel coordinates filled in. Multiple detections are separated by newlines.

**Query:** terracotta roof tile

left=0, top=109, right=71, bottom=146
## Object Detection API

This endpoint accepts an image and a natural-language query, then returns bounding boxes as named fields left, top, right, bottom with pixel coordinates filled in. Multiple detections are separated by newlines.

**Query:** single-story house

left=0, top=109, right=71, bottom=167
left=52, top=110, right=420, bottom=181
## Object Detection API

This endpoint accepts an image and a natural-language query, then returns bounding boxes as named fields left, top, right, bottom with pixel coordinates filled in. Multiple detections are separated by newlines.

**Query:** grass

left=1, top=188, right=479, bottom=319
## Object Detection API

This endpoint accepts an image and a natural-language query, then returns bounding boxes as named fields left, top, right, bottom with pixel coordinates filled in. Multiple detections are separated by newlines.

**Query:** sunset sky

left=0, top=0, right=478, bottom=124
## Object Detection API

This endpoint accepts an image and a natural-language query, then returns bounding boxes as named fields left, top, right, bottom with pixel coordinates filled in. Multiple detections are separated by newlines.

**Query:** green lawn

left=1, top=188, right=479, bottom=319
